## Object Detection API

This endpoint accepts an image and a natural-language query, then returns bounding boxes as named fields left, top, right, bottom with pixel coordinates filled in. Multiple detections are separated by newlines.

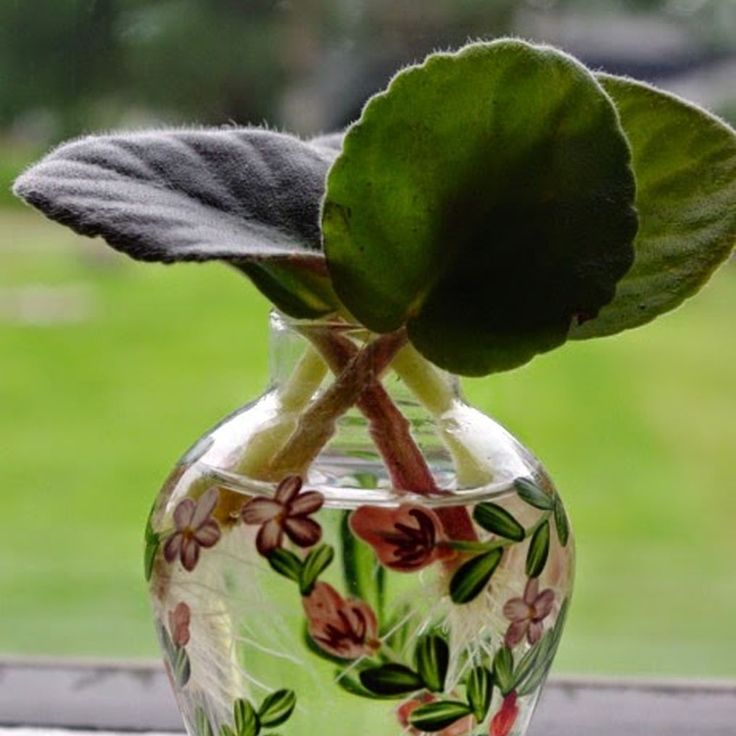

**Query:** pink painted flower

left=163, top=487, right=221, bottom=572
left=302, top=581, right=379, bottom=660
left=503, top=578, right=555, bottom=647
left=397, top=694, right=475, bottom=736
left=241, top=475, right=323, bottom=556
left=349, top=504, right=452, bottom=572
left=168, top=602, right=191, bottom=647
left=490, top=692, right=519, bottom=736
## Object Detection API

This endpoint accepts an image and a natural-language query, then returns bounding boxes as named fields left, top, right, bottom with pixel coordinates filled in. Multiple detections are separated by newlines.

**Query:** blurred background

left=1, top=0, right=734, bottom=678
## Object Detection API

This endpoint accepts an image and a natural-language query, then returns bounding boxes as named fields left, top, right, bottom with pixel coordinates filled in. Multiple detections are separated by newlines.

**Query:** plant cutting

left=14, top=38, right=736, bottom=736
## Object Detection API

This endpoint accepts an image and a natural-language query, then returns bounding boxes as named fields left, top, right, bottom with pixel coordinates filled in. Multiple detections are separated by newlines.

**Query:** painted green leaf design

left=450, top=547, right=504, bottom=604
left=526, top=521, right=551, bottom=578
left=220, top=726, right=236, bottom=736
left=466, top=666, right=494, bottom=723
left=414, top=633, right=450, bottom=693
left=267, top=548, right=303, bottom=583
left=233, top=698, right=260, bottom=736
left=194, top=707, right=213, bottom=736
left=473, top=503, right=525, bottom=541
left=340, top=511, right=385, bottom=619
left=359, top=663, right=425, bottom=697
left=512, top=631, right=553, bottom=691
left=143, top=507, right=160, bottom=582
left=335, top=670, right=388, bottom=699
left=514, top=478, right=555, bottom=511
left=493, top=646, right=515, bottom=696
left=299, top=544, right=335, bottom=596
left=408, top=701, right=474, bottom=732
left=171, top=646, right=191, bottom=688
left=323, top=39, right=637, bottom=376
left=573, top=75, right=736, bottom=340
left=258, top=689, right=296, bottom=728
left=553, top=499, right=570, bottom=547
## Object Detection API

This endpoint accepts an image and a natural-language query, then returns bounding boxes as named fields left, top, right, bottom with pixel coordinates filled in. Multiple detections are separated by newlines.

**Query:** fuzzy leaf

left=449, top=547, right=504, bottom=604
left=408, top=701, right=473, bottom=732
left=473, top=503, right=525, bottom=541
left=323, top=39, right=637, bottom=376
left=359, top=664, right=425, bottom=697
left=14, top=128, right=343, bottom=317
left=414, top=633, right=450, bottom=693
left=573, top=75, right=736, bottom=339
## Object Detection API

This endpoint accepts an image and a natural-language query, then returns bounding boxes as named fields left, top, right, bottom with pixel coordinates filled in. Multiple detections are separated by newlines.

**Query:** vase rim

left=200, top=461, right=525, bottom=509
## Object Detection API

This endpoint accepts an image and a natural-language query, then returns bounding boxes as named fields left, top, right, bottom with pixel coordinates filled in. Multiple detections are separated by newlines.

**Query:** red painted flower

left=398, top=694, right=475, bottom=736
left=241, top=475, right=324, bottom=556
left=349, top=504, right=452, bottom=572
left=490, top=692, right=519, bottom=736
left=503, top=578, right=555, bottom=647
left=168, top=602, right=191, bottom=647
left=302, top=581, right=379, bottom=660
left=163, top=487, right=221, bottom=572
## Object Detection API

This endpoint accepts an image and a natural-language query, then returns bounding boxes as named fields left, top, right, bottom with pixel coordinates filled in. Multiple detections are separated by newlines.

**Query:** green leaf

left=526, top=521, right=551, bottom=578
left=514, top=478, right=555, bottom=511
left=340, top=511, right=385, bottom=619
left=143, top=510, right=160, bottom=582
left=335, top=670, right=387, bottom=699
left=512, top=632, right=553, bottom=692
left=220, top=726, right=236, bottom=736
left=299, top=544, right=335, bottom=596
left=258, top=690, right=296, bottom=728
left=466, top=666, right=493, bottom=723
left=233, top=698, right=259, bottom=736
left=323, top=39, right=636, bottom=376
left=573, top=75, right=736, bottom=340
left=553, top=499, right=570, bottom=547
left=359, top=663, right=425, bottom=697
left=194, top=707, right=213, bottom=736
left=493, top=647, right=515, bottom=696
left=473, top=503, right=525, bottom=541
left=171, top=646, right=191, bottom=688
left=267, top=548, right=303, bottom=583
left=409, top=701, right=473, bottom=732
left=414, top=633, right=450, bottom=692
left=450, top=547, right=504, bottom=604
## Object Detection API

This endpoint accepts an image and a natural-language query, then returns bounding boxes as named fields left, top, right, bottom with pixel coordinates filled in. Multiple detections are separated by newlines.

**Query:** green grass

left=1, top=210, right=734, bottom=678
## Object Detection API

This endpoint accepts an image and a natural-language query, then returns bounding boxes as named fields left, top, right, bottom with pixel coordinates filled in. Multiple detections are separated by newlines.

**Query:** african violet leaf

left=13, top=127, right=343, bottom=317
left=572, top=75, right=736, bottom=339
left=323, top=39, right=637, bottom=375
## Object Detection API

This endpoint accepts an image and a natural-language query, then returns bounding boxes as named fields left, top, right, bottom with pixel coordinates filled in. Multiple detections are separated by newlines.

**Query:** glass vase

left=145, top=312, right=574, bottom=736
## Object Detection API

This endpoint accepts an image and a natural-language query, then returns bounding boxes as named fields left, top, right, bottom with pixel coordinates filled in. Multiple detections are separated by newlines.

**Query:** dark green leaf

left=359, top=664, right=425, bottom=697
left=409, top=701, right=473, bottom=732
left=526, top=522, right=551, bottom=578
left=466, top=666, right=493, bottom=722
left=194, top=707, right=213, bottom=736
left=267, top=548, right=303, bottom=583
left=414, top=633, right=449, bottom=692
left=473, top=503, right=525, bottom=541
left=335, top=670, right=387, bottom=699
left=144, top=525, right=159, bottom=583
left=341, top=511, right=385, bottom=619
left=323, top=39, right=636, bottom=376
left=553, top=499, right=570, bottom=547
left=493, top=647, right=515, bottom=696
left=233, top=698, right=259, bottom=736
left=299, top=544, right=335, bottom=596
left=573, top=75, right=736, bottom=340
left=512, top=631, right=553, bottom=691
left=450, top=547, right=504, bottom=604
left=258, top=690, right=296, bottom=728
left=220, top=726, right=236, bottom=736
left=514, top=478, right=555, bottom=511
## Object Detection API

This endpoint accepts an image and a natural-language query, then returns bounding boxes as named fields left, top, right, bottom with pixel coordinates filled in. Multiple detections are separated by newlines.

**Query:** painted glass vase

left=145, top=313, right=574, bottom=736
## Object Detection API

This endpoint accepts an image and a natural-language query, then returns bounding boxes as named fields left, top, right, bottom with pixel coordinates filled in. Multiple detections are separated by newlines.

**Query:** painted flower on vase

left=168, top=602, right=191, bottom=647
left=397, top=694, right=475, bottom=736
left=302, top=581, right=379, bottom=660
left=503, top=578, right=555, bottom=647
left=163, top=487, right=221, bottom=572
left=349, top=504, right=452, bottom=572
left=490, top=692, right=519, bottom=736
left=241, top=475, right=324, bottom=556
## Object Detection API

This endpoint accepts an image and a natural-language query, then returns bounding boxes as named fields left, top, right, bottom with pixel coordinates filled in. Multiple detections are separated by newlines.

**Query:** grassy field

left=1, top=210, right=734, bottom=678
